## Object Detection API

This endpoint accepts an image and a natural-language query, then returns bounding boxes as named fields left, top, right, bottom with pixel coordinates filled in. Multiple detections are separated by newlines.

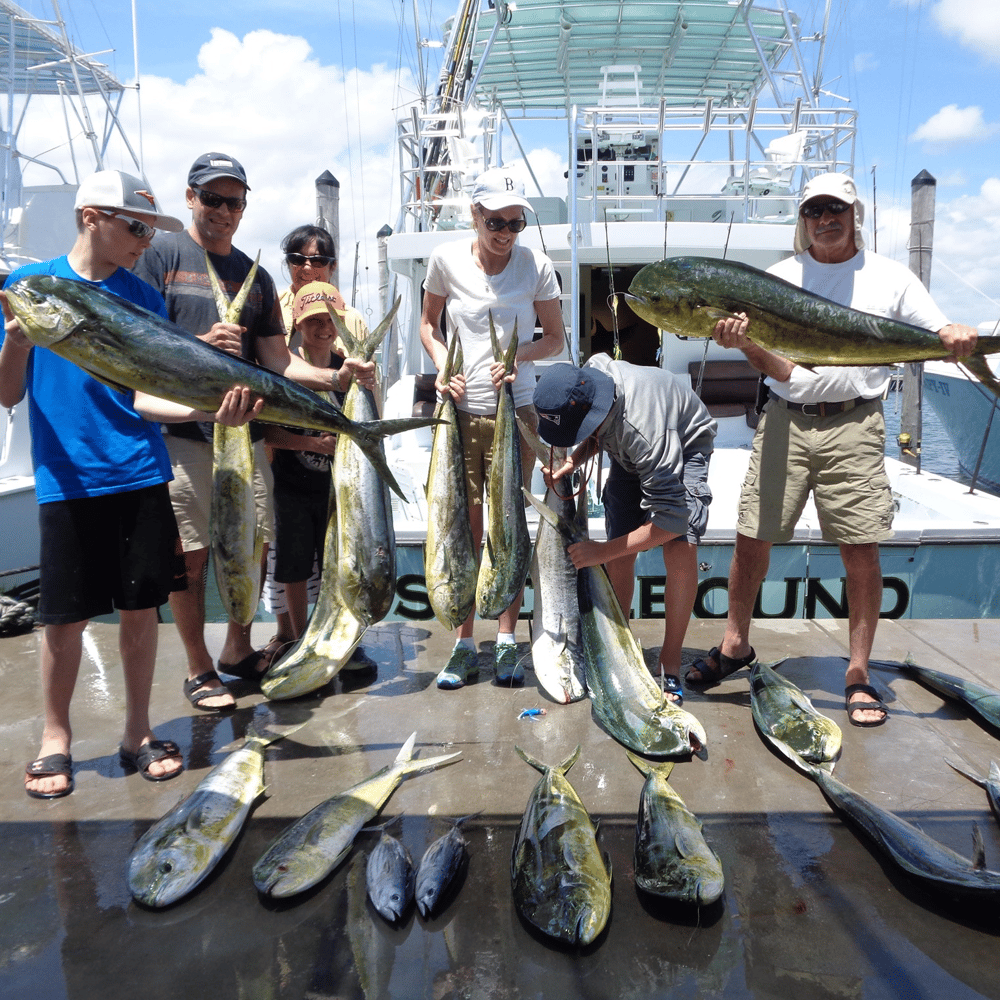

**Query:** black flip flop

left=119, top=739, right=184, bottom=782
left=845, top=683, right=888, bottom=727
left=685, top=646, right=756, bottom=689
left=183, top=671, right=236, bottom=712
left=217, top=649, right=267, bottom=681
left=25, top=753, right=74, bottom=800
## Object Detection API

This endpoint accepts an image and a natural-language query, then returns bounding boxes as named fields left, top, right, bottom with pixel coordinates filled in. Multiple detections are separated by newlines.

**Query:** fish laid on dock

left=4, top=274, right=440, bottom=498
left=749, top=660, right=842, bottom=772
left=627, top=752, right=724, bottom=905
left=414, top=813, right=475, bottom=917
left=476, top=317, right=531, bottom=620
left=626, top=257, right=1000, bottom=399
left=885, top=655, right=1000, bottom=730
left=806, top=763, right=1000, bottom=901
left=126, top=724, right=300, bottom=908
left=331, top=302, right=399, bottom=626
left=946, top=759, right=1000, bottom=825
left=519, top=421, right=587, bottom=704
left=252, top=733, right=461, bottom=899
left=366, top=826, right=415, bottom=922
left=511, top=746, right=611, bottom=947
left=424, top=336, right=477, bottom=631
left=206, top=253, right=262, bottom=626
left=525, top=490, right=708, bottom=759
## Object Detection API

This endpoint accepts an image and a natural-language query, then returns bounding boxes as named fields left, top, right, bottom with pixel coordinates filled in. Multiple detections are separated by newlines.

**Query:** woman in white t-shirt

left=419, top=166, right=564, bottom=690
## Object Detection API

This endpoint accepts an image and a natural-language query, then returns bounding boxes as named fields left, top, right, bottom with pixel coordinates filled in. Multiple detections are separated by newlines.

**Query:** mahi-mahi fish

left=476, top=316, right=531, bottom=619
left=329, top=301, right=400, bottom=626
left=626, top=256, right=1000, bottom=399
left=126, top=723, right=302, bottom=908
left=518, top=419, right=587, bottom=704
left=511, top=745, right=611, bottom=946
left=883, top=654, right=1000, bottom=730
left=252, top=733, right=461, bottom=898
left=524, top=490, right=708, bottom=759
left=749, top=660, right=842, bottom=772
left=626, top=752, right=724, bottom=905
left=4, top=274, right=440, bottom=498
left=205, top=252, right=263, bottom=626
left=424, top=336, right=477, bottom=630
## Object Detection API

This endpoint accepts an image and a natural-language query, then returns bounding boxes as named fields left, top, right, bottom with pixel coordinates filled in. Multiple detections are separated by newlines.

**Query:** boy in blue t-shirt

left=0, top=169, right=261, bottom=799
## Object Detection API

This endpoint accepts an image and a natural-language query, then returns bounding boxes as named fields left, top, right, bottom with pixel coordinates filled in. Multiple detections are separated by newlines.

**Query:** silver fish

left=511, top=745, right=611, bottom=946
left=424, top=337, right=477, bottom=630
left=519, top=420, right=587, bottom=704
left=749, top=660, right=842, bottom=773
left=947, top=759, right=1000, bottom=825
left=887, top=655, right=1000, bottom=729
left=252, top=733, right=461, bottom=898
left=476, top=317, right=531, bottom=619
left=366, top=826, right=414, bottom=922
left=331, top=302, right=399, bottom=625
left=627, top=752, right=724, bottom=905
left=4, top=274, right=440, bottom=498
left=126, top=724, right=300, bottom=907
left=525, top=490, right=708, bottom=759
left=414, top=813, right=475, bottom=917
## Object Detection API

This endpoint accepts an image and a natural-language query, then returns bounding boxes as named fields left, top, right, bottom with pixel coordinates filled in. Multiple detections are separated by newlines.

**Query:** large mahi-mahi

left=525, top=490, right=708, bottom=759
left=510, top=745, right=611, bottom=946
left=626, top=256, right=1000, bottom=399
left=251, top=733, right=461, bottom=898
left=4, top=274, right=439, bottom=498
left=476, top=316, right=531, bottom=619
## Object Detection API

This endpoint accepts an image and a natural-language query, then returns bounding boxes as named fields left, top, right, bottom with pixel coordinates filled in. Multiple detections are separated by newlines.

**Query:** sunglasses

left=96, top=209, right=155, bottom=239
left=482, top=216, right=527, bottom=233
left=286, top=253, right=336, bottom=268
left=191, top=185, right=247, bottom=212
left=800, top=200, right=851, bottom=219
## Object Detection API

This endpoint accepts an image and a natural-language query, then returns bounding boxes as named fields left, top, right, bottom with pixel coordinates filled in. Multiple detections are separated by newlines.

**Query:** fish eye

left=160, top=861, right=173, bottom=874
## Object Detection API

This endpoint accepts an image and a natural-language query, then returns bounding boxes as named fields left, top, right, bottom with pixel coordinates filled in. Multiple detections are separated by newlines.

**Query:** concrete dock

left=1, top=617, right=998, bottom=999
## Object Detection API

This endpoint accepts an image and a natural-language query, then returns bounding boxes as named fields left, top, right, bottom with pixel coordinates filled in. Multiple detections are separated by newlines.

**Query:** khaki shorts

left=456, top=404, right=538, bottom=505
left=166, top=435, right=275, bottom=552
left=737, top=397, right=894, bottom=545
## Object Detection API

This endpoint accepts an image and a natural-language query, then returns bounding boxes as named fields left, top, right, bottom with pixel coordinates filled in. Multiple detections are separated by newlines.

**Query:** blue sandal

left=662, top=673, right=684, bottom=706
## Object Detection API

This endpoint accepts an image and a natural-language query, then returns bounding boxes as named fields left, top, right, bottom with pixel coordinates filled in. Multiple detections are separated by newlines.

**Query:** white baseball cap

left=471, top=167, right=533, bottom=212
left=74, top=170, right=184, bottom=232
left=794, top=172, right=865, bottom=254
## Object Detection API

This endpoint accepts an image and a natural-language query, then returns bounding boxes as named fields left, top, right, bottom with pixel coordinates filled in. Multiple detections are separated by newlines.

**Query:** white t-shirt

left=424, top=238, right=561, bottom=413
left=766, top=250, right=950, bottom=403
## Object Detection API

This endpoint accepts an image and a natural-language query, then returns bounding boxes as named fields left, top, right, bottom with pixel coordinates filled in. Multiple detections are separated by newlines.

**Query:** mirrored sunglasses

left=96, top=209, right=155, bottom=239
left=483, top=216, right=527, bottom=233
left=800, top=200, right=851, bottom=220
left=286, top=253, right=336, bottom=267
left=191, top=185, right=247, bottom=212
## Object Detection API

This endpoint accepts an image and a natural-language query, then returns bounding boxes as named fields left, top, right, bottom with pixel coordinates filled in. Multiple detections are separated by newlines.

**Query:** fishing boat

left=0, top=0, right=144, bottom=592
left=377, top=0, right=1000, bottom=622
left=922, top=357, right=1000, bottom=496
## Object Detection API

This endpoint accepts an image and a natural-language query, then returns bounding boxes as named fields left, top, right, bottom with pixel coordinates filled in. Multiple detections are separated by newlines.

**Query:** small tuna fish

left=366, top=825, right=414, bottom=922
left=627, top=752, right=724, bottom=905
left=414, top=814, right=475, bottom=917
left=252, top=733, right=461, bottom=899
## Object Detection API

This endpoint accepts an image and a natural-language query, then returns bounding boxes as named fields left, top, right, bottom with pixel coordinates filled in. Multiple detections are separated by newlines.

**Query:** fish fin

left=674, top=829, right=704, bottom=859
left=991, top=761, right=1000, bottom=782
left=82, top=368, right=132, bottom=394
left=946, top=758, right=986, bottom=789
left=972, top=822, right=986, bottom=870
left=959, top=356, right=1000, bottom=402
left=245, top=719, right=309, bottom=747
left=604, top=851, right=613, bottom=878
left=204, top=251, right=232, bottom=321
left=516, top=415, right=551, bottom=466
left=701, top=307, right=742, bottom=322
left=441, top=332, right=462, bottom=384
left=515, top=744, right=580, bottom=775
left=522, top=488, right=585, bottom=544
left=228, top=252, right=260, bottom=323
left=502, top=322, right=519, bottom=374
left=347, top=418, right=442, bottom=500
left=394, top=732, right=418, bottom=763
left=625, top=749, right=675, bottom=781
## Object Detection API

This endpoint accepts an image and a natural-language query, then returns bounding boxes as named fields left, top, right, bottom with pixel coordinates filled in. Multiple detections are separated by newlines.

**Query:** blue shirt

left=2, top=256, right=173, bottom=503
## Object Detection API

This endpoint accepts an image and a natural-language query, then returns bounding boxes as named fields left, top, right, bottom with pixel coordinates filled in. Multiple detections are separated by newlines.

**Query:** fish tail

left=625, top=749, right=674, bottom=781
left=960, top=356, right=1000, bottom=401
left=515, top=744, right=580, bottom=775
left=946, top=758, right=986, bottom=789
left=391, top=732, right=462, bottom=776
left=244, top=720, right=309, bottom=750
left=347, top=419, right=438, bottom=500
left=972, top=823, right=986, bottom=870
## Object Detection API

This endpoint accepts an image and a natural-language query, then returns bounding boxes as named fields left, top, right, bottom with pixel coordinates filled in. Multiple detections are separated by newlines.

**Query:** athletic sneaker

left=494, top=642, right=524, bottom=686
left=436, top=645, right=479, bottom=689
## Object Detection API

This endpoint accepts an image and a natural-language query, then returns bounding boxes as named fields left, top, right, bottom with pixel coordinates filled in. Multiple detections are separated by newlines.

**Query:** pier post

left=315, top=170, right=340, bottom=290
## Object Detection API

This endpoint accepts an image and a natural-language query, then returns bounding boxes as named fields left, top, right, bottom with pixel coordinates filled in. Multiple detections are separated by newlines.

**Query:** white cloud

left=910, top=105, right=1000, bottom=148
left=853, top=52, right=879, bottom=74
left=932, top=0, right=1000, bottom=63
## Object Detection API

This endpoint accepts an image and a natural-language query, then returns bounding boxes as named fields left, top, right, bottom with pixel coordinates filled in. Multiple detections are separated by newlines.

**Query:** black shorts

left=38, top=484, right=183, bottom=625
left=273, top=484, right=331, bottom=583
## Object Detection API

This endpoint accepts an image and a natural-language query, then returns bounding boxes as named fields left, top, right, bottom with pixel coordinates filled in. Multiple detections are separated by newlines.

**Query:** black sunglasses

left=482, top=216, right=527, bottom=233
left=191, top=185, right=247, bottom=212
left=95, top=209, right=155, bottom=239
left=286, top=252, right=335, bottom=267
left=800, top=200, right=851, bottom=219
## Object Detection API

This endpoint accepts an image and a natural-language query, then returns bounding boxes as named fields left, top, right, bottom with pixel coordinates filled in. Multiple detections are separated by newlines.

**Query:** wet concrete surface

left=1, top=617, right=999, bottom=999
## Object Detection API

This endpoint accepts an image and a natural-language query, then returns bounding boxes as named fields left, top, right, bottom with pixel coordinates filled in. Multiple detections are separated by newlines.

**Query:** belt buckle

left=800, top=401, right=822, bottom=417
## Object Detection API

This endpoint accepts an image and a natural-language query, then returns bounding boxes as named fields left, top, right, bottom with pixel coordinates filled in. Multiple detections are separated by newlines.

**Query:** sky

left=8, top=0, right=1000, bottom=330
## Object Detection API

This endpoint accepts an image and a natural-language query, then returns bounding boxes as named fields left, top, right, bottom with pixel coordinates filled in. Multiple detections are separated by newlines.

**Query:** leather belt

left=767, top=390, right=877, bottom=417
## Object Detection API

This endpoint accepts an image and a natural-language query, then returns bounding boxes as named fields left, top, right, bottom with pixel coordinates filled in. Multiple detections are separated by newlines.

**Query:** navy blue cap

left=187, top=152, right=250, bottom=190
left=533, top=363, right=615, bottom=447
